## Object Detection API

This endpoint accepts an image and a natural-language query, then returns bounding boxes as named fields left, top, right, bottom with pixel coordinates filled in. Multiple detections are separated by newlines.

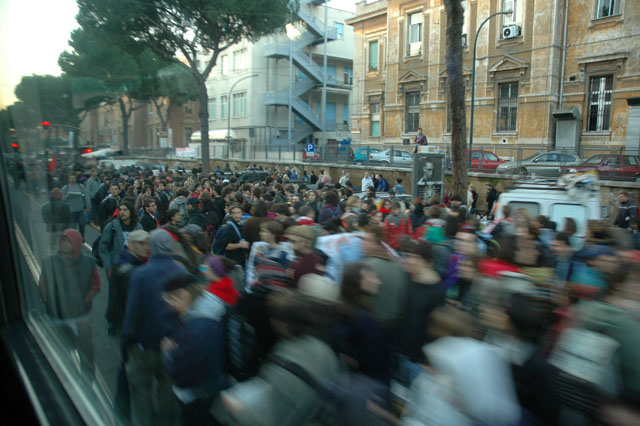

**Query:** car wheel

left=355, top=160, right=363, bottom=164
left=381, top=161, right=390, bottom=167
left=514, top=167, right=527, bottom=177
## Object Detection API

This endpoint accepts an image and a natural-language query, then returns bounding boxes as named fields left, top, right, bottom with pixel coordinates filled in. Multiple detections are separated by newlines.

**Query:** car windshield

left=584, top=155, right=604, bottom=164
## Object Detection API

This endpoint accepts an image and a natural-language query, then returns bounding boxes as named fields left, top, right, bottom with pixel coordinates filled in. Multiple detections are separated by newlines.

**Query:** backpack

left=269, top=356, right=394, bottom=426
left=92, top=221, right=116, bottom=268
left=225, top=285, right=277, bottom=381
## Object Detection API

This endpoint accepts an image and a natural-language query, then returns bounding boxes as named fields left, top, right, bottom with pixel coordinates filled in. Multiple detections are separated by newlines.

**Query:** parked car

left=369, top=149, right=413, bottom=167
left=497, top=151, right=581, bottom=177
left=236, top=170, right=271, bottom=183
left=564, top=154, right=640, bottom=182
left=352, top=147, right=382, bottom=164
left=469, top=150, right=506, bottom=172
left=302, top=151, right=322, bottom=161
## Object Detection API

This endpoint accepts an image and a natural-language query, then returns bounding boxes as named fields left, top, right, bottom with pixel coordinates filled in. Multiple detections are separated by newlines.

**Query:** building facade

left=79, top=98, right=200, bottom=150
left=348, top=0, right=640, bottom=152
left=204, top=1, right=355, bottom=148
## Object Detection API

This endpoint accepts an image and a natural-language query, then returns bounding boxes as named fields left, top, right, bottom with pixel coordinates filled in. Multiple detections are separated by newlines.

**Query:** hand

left=240, top=240, right=249, bottom=249
left=161, top=337, right=177, bottom=353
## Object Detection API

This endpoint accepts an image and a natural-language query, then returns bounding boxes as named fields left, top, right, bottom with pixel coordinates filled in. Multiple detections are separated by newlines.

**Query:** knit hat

left=163, top=273, right=197, bottom=292
left=205, top=255, right=227, bottom=278
left=285, top=225, right=316, bottom=242
left=128, top=230, right=150, bottom=244
left=187, top=197, right=199, bottom=205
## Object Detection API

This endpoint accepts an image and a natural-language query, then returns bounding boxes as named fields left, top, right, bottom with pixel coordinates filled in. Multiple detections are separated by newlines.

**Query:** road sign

left=306, top=143, right=315, bottom=153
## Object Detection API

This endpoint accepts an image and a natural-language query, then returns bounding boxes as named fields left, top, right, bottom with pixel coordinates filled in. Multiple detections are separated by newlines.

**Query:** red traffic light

left=83, top=148, right=93, bottom=154
left=11, top=143, right=19, bottom=148
left=41, top=121, right=50, bottom=128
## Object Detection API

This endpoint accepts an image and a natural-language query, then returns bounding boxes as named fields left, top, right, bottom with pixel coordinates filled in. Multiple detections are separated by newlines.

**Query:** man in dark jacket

left=99, top=183, right=122, bottom=230
left=122, top=229, right=186, bottom=426
left=140, top=197, right=159, bottom=232
left=614, top=192, right=637, bottom=230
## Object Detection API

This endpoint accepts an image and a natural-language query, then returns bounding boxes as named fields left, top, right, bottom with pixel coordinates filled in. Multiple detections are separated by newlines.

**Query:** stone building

left=79, top=98, right=200, bottom=150
left=347, top=0, right=640, bottom=153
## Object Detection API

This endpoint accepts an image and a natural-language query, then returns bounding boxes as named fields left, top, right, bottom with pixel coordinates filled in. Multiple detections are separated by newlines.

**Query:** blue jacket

left=163, top=292, right=228, bottom=398
left=122, top=230, right=186, bottom=352
left=376, top=178, right=389, bottom=192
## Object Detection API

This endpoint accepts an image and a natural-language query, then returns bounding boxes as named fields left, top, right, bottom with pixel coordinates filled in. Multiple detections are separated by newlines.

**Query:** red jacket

left=206, top=276, right=239, bottom=306
left=383, top=214, right=413, bottom=250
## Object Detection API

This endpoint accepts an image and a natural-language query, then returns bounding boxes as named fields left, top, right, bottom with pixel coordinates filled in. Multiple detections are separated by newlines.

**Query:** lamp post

left=468, top=9, right=512, bottom=169
left=227, top=74, right=258, bottom=149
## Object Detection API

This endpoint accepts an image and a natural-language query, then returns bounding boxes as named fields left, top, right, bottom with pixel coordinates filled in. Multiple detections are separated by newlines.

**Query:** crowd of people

left=34, top=157, right=640, bottom=426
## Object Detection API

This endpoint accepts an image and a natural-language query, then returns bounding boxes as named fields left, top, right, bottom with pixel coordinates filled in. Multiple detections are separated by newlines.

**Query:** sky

left=0, top=0, right=357, bottom=108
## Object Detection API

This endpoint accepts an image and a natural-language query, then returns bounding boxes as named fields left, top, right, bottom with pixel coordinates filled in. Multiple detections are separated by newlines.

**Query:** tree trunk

left=197, top=78, right=210, bottom=175
left=118, top=97, right=130, bottom=153
left=444, top=0, right=468, bottom=200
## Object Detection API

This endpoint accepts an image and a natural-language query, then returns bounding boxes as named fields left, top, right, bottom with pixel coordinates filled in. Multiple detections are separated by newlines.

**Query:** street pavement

left=9, top=183, right=120, bottom=403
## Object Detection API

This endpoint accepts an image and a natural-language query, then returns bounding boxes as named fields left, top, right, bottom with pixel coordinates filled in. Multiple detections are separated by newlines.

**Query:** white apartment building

left=203, top=0, right=354, bottom=149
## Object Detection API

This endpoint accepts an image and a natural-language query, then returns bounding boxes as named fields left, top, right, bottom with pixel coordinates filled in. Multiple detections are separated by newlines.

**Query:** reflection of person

left=39, top=229, right=100, bottom=373
left=417, top=161, right=435, bottom=185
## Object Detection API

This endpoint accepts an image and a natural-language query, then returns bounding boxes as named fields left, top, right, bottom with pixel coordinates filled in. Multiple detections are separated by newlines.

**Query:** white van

left=494, top=174, right=609, bottom=242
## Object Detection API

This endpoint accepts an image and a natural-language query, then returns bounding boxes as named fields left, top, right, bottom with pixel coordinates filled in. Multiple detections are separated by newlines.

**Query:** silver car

left=497, top=151, right=582, bottom=177
left=369, top=149, right=413, bottom=167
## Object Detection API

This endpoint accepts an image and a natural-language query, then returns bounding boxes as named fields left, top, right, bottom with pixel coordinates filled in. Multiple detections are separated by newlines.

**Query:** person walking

left=99, top=198, right=144, bottom=280
left=61, top=173, right=91, bottom=241
left=85, top=169, right=101, bottom=224
left=361, top=172, right=374, bottom=193
left=121, top=229, right=186, bottom=426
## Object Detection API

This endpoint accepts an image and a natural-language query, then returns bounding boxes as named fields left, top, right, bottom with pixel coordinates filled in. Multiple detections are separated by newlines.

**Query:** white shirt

left=361, top=176, right=374, bottom=192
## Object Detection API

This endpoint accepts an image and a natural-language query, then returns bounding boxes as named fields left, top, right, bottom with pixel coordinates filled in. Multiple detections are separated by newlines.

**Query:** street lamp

left=468, top=9, right=513, bottom=169
left=227, top=73, right=258, bottom=147
left=286, top=23, right=302, bottom=144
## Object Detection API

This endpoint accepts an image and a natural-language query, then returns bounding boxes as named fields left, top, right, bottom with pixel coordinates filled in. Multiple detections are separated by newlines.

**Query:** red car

left=565, top=154, right=640, bottom=182
left=469, top=150, right=506, bottom=172
left=302, top=151, right=322, bottom=161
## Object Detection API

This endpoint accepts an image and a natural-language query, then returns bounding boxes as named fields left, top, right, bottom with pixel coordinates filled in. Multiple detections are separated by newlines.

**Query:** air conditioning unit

left=502, top=25, right=521, bottom=39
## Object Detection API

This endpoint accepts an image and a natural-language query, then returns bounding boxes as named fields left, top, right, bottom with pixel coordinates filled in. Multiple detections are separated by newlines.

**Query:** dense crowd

left=30, top=157, right=640, bottom=426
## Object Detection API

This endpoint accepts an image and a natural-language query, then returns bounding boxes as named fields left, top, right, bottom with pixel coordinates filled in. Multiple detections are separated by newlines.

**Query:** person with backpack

left=61, top=172, right=91, bottom=241
left=41, top=188, right=70, bottom=249
left=213, top=203, right=249, bottom=267
left=218, top=286, right=341, bottom=426
left=317, top=190, right=342, bottom=225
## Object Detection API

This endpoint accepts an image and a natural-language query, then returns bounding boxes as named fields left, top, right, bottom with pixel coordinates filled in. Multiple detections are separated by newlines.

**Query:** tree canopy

left=13, top=74, right=80, bottom=129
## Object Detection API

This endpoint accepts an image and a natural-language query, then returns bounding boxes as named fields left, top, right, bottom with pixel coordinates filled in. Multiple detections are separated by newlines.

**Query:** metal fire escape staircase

left=263, top=0, right=336, bottom=144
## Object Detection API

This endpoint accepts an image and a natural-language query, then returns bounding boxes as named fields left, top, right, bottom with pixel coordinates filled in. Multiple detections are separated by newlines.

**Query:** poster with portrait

left=412, top=153, right=445, bottom=203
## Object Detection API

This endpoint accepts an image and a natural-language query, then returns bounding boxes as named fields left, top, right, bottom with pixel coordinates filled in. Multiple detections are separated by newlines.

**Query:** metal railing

left=127, top=143, right=640, bottom=179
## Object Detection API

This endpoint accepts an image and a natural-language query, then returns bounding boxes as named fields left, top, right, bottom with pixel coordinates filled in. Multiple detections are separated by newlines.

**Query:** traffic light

left=82, top=148, right=93, bottom=154
left=11, top=142, right=19, bottom=151
left=41, top=121, right=50, bottom=129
